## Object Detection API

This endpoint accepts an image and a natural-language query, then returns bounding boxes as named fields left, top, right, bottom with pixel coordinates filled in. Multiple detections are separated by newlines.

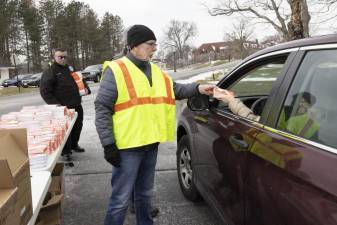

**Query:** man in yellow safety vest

left=95, top=24, right=214, bottom=225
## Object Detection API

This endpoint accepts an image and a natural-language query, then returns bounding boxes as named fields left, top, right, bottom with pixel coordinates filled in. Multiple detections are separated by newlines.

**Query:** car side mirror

left=187, top=95, right=210, bottom=111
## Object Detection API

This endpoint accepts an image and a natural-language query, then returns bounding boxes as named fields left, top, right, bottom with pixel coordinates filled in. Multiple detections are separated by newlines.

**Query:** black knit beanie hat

left=127, top=25, right=157, bottom=49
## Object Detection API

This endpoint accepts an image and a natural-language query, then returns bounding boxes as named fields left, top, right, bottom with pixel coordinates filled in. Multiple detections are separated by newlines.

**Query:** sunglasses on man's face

left=57, top=56, right=67, bottom=59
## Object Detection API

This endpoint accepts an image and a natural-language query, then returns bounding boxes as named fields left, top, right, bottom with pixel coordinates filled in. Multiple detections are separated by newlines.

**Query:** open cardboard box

left=0, top=160, right=19, bottom=225
left=0, top=128, right=33, bottom=225
left=36, top=163, right=65, bottom=225
left=36, top=192, right=64, bottom=225
left=49, top=163, right=65, bottom=196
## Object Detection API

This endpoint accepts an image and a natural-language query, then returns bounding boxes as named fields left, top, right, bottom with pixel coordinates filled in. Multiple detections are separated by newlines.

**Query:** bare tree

left=318, top=0, right=337, bottom=6
left=162, top=19, right=197, bottom=66
left=224, top=19, right=254, bottom=59
left=206, top=0, right=311, bottom=41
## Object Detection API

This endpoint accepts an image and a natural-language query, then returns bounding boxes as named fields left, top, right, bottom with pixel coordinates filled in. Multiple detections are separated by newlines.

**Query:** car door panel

left=244, top=48, right=337, bottom=225
left=246, top=129, right=337, bottom=225
left=192, top=108, right=260, bottom=225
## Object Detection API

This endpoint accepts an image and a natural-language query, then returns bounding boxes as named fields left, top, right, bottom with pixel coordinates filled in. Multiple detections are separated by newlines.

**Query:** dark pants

left=62, top=105, right=84, bottom=155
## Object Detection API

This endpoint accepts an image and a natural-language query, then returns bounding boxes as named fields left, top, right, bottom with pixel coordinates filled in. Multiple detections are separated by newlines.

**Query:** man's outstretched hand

left=198, top=84, right=215, bottom=96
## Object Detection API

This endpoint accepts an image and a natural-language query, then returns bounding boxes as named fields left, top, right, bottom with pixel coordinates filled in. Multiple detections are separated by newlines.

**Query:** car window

left=216, top=56, right=288, bottom=120
left=277, top=49, right=337, bottom=149
left=229, top=61, right=285, bottom=97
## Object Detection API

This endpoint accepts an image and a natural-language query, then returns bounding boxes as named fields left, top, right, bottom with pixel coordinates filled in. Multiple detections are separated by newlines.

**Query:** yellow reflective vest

left=103, top=57, right=176, bottom=149
left=286, top=114, right=320, bottom=139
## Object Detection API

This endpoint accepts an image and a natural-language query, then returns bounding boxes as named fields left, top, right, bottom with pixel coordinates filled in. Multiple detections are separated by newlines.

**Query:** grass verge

left=0, top=86, right=39, bottom=97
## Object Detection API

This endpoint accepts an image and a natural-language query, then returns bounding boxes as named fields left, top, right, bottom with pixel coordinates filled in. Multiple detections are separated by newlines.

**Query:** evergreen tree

left=0, top=0, right=22, bottom=66
left=19, top=1, right=44, bottom=72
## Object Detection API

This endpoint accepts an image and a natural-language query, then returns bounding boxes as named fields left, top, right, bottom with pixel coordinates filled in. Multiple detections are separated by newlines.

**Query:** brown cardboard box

left=0, top=128, right=33, bottom=225
left=36, top=193, right=64, bottom=225
left=36, top=163, right=65, bottom=225
left=49, top=163, right=64, bottom=195
left=0, top=160, right=19, bottom=225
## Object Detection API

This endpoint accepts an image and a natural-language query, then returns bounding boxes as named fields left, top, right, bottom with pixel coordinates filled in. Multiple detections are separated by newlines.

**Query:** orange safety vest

left=70, top=72, right=86, bottom=96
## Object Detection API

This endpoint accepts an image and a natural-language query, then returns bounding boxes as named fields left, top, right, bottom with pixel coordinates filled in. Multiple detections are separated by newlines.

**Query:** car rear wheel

left=177, top=135, right=201, bottom=201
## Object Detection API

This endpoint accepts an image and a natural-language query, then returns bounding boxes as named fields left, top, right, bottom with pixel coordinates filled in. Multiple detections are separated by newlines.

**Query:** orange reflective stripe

left=115, top=97, right=175, bottom=112
left=70, top=72, right=86, bottom=95
left=151, top=97, right=175, bottom=105
left=163, top=72, right=172, bottom=99
left=114, top=60, right=175, bottom=112
left=115, top=97, right=151, bottom=111
left=298, top=118, right=314, bottom=137
left=116, top=60, right=137, bottom=99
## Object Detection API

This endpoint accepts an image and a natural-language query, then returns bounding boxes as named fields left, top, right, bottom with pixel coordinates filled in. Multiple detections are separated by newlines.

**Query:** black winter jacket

left=40, top=63, right=90, bottom=108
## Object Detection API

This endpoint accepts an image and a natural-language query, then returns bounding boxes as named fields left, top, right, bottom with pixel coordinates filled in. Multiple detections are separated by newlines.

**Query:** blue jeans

left=104, top=145, right=158, bottom=225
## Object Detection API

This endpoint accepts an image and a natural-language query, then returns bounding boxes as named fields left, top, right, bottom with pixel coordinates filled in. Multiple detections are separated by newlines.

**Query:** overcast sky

left=63, top=0, right=336, bottom=48
left=64, top=0, right=268, bottom=47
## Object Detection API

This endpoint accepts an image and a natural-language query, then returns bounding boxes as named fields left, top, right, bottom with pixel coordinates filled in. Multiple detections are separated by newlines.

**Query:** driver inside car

left=213, top=87, right=320, bottom=140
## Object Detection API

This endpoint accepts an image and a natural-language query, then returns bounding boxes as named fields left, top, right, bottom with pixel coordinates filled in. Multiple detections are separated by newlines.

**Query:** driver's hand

left=213, top=87, right=235, bottom=104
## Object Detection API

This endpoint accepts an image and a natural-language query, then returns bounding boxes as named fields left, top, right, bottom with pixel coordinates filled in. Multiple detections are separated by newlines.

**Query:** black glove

left=104, top=143, right=121, bottom=167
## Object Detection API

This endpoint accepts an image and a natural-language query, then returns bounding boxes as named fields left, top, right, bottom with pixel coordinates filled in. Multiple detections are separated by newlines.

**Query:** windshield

left=84, top=65, right=101, bottom=71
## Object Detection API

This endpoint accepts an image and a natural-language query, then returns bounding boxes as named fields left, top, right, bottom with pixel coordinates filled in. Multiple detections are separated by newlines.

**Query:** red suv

left=177, top=35, right=337, bottom=225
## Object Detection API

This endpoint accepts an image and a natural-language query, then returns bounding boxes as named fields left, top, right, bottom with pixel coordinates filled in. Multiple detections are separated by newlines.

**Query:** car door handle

left=194, top=115, right=208, bottom=123
left=229, top=134, right=249, bottom=151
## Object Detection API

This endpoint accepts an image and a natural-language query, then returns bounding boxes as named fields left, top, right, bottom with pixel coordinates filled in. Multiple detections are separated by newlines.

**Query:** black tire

left=177, top=135, right=202, bottom=201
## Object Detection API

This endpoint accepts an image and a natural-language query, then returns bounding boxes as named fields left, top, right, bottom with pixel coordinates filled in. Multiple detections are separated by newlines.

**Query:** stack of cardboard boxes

left=0, top=160, right=19, bottom=225
left=0, top=128, right=33, bottom=225
left=0, top=128, right=66, bottom=225
left=0, top=104, right=73, bottom=225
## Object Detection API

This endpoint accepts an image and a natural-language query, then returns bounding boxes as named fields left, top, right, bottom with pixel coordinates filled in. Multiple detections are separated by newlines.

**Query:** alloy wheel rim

left=179, top=146, right=192, bottom=189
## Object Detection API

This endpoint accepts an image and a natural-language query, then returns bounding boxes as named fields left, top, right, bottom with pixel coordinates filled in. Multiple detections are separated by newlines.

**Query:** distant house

left=0, top=66, right=16, bottom=83
left=193, top=42, right=232, bottom=63
left=193, top=40, right=262, bottom=63
left=243, top=40, right=259, bottom=49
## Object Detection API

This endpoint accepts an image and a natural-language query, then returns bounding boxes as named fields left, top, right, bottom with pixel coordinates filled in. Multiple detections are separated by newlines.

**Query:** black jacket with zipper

left=40, top=62, right=90, bottom=108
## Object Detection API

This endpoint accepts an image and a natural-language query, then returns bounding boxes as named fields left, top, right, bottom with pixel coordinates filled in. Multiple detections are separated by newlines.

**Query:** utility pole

left=13, top=53, right=21, bottom=93
left=173, top=51, right=177, bottom=72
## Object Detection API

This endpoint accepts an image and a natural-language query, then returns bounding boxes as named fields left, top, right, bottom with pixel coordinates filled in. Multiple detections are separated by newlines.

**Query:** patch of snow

left=176, top=71, right=219, bottom=84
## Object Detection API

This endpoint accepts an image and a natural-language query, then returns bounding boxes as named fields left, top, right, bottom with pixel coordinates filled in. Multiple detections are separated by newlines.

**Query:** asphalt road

left=0, top=64, right=233, bottom=225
